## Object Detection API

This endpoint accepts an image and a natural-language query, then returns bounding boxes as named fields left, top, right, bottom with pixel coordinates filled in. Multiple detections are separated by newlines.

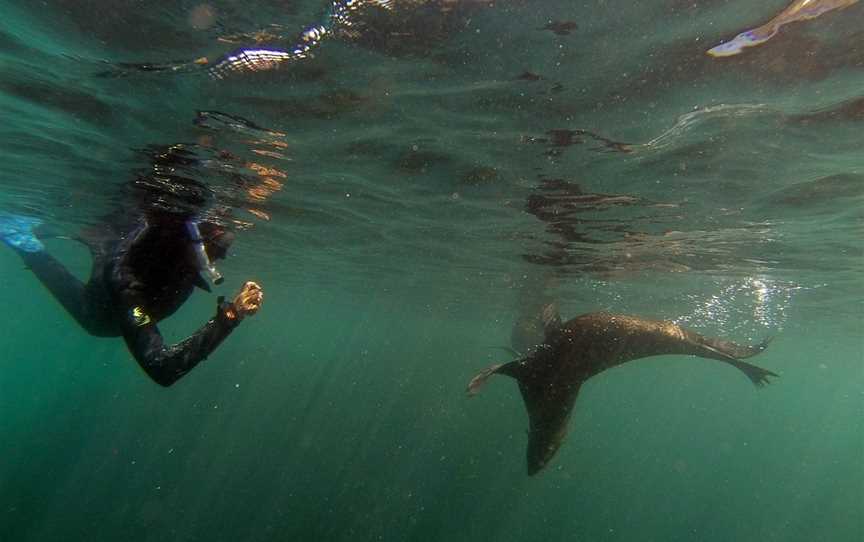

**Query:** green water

left=1, top=1, right=863, bottom=541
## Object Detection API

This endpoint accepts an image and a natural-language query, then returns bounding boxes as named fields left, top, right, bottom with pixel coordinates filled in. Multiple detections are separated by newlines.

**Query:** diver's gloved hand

left=229, top=281, right=263, bottom=321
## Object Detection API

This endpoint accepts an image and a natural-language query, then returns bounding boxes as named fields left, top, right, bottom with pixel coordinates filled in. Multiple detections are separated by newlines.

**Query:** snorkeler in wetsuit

left=0, top=212, right=263, bottom=387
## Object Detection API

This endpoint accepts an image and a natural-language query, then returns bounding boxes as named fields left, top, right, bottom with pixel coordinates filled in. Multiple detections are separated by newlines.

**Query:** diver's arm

left=119, top=282, right=263, bottom=387
left=120, top=297, right=241, bottom=386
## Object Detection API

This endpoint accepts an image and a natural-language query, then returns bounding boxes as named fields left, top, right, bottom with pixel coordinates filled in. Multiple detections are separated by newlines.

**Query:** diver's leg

left=19, top=250, right=90, bottom=329
left=1, top=215, right=91, bottom=331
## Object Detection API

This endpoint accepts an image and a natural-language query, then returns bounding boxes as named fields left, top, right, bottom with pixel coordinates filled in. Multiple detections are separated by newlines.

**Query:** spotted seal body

left=468, top=312, right=776, bottom=475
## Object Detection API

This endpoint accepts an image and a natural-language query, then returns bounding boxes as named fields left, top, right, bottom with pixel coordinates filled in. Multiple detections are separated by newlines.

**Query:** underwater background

left=0, top=0, right=862, bottom=540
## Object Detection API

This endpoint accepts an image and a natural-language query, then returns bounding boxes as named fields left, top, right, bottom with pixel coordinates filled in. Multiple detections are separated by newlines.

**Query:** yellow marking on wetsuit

left=132, top=306, right=151, bottom=326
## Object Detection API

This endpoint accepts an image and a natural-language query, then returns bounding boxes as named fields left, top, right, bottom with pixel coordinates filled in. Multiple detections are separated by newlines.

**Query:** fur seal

left=468, top=312, right=776, bottom=475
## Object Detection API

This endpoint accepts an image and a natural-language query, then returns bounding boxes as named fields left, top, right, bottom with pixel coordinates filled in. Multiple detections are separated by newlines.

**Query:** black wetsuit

left=21, top=218, right=240, bottom=386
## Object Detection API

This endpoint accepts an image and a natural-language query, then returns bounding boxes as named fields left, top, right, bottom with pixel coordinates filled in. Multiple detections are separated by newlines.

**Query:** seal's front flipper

left=0, top=214, right=44, bottom=253
left=467, top=361, right=521, bottom=396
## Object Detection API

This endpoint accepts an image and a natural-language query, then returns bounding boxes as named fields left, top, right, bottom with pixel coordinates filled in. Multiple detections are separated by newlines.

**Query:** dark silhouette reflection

left=524, top=177, right=641, bottom=246
left=539, top=21, right=578, bottom=36
left=522, top=129, right=633, bottom=155
left=788, top=96, right=864, bottom=123
left=515, top=71, right=543, bottom=82
left=518, top=176, right=701, bottom=276
left=767, top=172, right=864, bottom=208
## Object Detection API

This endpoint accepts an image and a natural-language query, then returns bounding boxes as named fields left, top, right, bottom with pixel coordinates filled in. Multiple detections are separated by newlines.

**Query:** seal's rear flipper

left=698, top=337, right=777, bottom=387
left=726, top=358, right=779, bottom=387
left=701, top=336, right=772, bottom=360
left=467, top=361, right=521, bottom=396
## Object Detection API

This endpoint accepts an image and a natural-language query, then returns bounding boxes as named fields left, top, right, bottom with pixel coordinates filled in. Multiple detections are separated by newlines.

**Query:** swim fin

left=0, top=214, right=44, bottom=253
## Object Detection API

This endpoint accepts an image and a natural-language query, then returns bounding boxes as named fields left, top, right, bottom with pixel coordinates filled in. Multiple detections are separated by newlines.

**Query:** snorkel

left=186, top=220, right=223, bottom=286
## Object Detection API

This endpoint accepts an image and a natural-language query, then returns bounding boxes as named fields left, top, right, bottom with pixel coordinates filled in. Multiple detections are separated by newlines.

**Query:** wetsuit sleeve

left=119, top=297, right=242, bottom=387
